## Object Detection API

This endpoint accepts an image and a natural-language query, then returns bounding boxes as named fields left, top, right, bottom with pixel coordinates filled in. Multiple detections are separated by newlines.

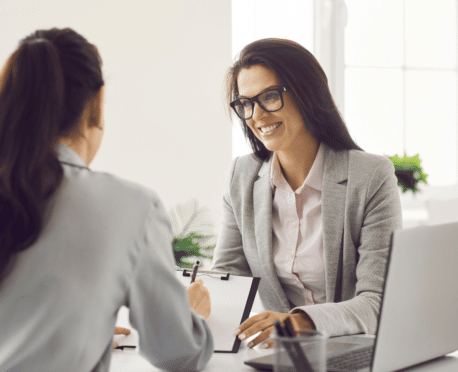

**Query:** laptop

left=244, top=222, right=458, bottom=371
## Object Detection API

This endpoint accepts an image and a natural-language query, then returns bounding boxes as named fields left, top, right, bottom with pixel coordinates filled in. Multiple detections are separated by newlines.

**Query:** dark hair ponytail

left=0, top=28, right=104, bottom=283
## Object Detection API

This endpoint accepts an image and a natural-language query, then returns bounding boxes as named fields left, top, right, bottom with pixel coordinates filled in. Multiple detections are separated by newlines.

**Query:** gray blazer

left=0, top=144, right=213, bottom=372
left=212, top=144, right=402, bottom=337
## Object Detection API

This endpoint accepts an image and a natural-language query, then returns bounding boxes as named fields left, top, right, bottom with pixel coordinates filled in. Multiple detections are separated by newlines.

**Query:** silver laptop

left=244, top=222, right=458, bottom=371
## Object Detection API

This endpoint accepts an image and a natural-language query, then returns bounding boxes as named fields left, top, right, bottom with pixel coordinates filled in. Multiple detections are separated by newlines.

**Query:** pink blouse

left=271, top=143, right=326, bottom=307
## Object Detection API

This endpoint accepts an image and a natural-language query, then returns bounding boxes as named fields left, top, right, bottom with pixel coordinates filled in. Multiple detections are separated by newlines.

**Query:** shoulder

left=96, top=170, right=161, bottom=205
left=323, top=145, right=395, bottom=185
left=348, top=149, right=393, bottom=169
left=226, top=153, right=268, bottom=184
left=231, top=153, right=265, bottom=172
left=347, top=149, right=395, bottom=182
left=61, top=164, right=164, bottom=220
left=336, top=149, right=398, bottom=204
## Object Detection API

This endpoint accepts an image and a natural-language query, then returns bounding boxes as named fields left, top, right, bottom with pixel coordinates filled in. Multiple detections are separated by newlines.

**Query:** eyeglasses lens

left=234, top=99, right=252, bottom=120
left=234, top=90, right=282, bottom=120
left=259, top=90, right=282, bottom=111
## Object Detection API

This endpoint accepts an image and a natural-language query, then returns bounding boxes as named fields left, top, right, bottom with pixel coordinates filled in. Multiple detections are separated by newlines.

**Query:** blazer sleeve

left=291, top=157, right=402, bottom=336
left=211, top=157, right=252, bottom=276
left=126, top=193, right=214, bottom=372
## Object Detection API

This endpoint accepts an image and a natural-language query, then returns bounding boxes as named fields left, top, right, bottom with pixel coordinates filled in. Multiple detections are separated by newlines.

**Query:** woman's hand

left=234, top=310, right=315, bottom=349
left=186, top=279, right=211, bottom=319
left=112, top=326, right=131, bottom=349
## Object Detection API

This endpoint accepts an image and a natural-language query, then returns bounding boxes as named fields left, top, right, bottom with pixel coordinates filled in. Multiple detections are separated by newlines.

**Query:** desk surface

left=110, top=307, right=458, bottom=372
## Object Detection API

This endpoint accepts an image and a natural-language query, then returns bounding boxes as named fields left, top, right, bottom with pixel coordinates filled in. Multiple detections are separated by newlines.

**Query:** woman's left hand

left=234, top=310, right=315, bottom=349
left=112, top=327, right=131, bottom=349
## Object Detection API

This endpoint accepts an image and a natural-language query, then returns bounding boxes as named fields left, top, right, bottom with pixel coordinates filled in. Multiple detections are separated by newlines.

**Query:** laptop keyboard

left=327, top=345, right=373, bottom=371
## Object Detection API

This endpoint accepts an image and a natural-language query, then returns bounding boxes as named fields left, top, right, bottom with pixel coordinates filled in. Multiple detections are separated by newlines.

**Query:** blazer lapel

left=322, top=145, right=348, bottom=302
left=253, top=157, right=291, bottom=310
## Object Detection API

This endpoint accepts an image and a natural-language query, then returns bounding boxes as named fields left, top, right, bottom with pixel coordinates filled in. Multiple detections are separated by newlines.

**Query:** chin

left=261, top=141, right=280, bottom=153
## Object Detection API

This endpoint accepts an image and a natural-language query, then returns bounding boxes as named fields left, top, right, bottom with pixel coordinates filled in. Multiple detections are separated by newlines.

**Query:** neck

left=58, top=137, right=91, bottom=166
left=276, top=138, right=319, bottom=191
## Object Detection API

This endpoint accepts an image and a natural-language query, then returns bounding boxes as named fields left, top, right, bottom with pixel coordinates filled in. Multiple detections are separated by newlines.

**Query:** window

left=345, top=0, right=457, bottom=187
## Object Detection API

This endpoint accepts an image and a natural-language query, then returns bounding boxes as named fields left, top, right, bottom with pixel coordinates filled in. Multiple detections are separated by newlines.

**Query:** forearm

left=291, top=292, right=381, bottom=336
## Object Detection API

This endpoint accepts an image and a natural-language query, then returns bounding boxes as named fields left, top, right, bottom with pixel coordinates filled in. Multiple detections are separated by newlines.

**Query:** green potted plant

left=387, top=154, right=428, bottom=194
left=168, top=199, right=215, bottom=268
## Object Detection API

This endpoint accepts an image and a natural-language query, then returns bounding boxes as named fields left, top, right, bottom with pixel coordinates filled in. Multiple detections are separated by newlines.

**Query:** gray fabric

left=0, top=143, right=213, bottom=372
left=212, top=144, right=402, bottom=337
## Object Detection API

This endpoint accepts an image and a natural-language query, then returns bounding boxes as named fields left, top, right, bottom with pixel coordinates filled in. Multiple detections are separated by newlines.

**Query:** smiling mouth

left=259, top=122, right=282, bottom=134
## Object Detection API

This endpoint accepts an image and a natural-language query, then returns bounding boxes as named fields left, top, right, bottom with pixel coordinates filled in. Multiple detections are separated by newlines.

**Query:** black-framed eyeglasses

left=230, top=86, right=287, bottom=120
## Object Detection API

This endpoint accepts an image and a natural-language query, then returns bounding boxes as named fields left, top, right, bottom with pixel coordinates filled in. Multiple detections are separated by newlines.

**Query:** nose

left=251, top=101, right=268, bottom=122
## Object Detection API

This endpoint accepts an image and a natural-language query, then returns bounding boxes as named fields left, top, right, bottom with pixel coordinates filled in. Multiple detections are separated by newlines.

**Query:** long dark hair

left=226, top=38, right=362, bottom=161
left=0, top=28, right=104, bottom=282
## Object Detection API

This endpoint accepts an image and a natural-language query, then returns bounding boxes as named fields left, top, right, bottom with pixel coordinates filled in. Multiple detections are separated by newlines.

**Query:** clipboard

left=176, top=268, right=260, bottom=353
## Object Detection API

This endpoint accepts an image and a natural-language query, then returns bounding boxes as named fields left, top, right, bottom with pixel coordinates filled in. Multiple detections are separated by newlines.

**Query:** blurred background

left=1, top=0, right=456, bottom=258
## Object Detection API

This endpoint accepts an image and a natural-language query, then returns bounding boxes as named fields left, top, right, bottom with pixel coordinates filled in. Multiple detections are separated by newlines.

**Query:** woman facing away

left=212, top=38, right=402, bottom=349
left=0, top=28, right=213, bottom=371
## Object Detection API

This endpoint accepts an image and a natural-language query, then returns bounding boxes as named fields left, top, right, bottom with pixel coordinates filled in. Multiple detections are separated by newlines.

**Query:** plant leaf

left=172, top=233, right=214, bottom=268
left=387, top=154, right=428, bottom=193
left=168, top=199, right=215, bottom=239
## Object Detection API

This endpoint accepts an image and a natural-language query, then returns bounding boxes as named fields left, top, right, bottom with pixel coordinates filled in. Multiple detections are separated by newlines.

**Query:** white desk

left=110, top=338, right=275, bottom=372
left=110, top=307, right=458, bottom=372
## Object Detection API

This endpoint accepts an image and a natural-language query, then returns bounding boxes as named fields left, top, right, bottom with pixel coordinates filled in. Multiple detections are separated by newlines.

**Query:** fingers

left=201, top=303, right=211, bottom=319
left=188, top=279, right=204, bottom=289
left=236, top=317, right=273, bottom=340
left=236, top=311, right=269, bottom=334
left=114, top=327, right=131, bottom=335
left=186, top=279, right=206, bottom=298
left=261, top=338, right=275, bottom=350
left=246, top=325, right=275, bottom=348
left=234, top=311, right=291, bottom=349
left=235, top=310, right=283, bottom=339
left=113, top=327, right=131, bottom=350
left=187, top=279, right=211, bottom=318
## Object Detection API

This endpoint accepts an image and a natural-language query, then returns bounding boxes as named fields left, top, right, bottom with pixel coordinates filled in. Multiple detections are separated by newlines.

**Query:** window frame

left=337, top=0, right=458, bottom=225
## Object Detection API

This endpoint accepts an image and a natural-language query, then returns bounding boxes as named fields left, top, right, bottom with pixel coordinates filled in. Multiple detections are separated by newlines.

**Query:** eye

left=262, top=91, right=280, bottom=102
left=240, top=99, right=251, bottom=108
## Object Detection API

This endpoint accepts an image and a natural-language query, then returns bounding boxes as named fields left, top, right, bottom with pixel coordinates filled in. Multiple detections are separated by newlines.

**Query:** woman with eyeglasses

left=212, top=38, right=402, bottom=349
left=0, top=28, right=213, bottom=371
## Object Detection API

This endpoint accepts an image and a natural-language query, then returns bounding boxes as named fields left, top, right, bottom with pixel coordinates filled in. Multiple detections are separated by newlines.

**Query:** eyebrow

left=238, top=85, right=282, bottom=99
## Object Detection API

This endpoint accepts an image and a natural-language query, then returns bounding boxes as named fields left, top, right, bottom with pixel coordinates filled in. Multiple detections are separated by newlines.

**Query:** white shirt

left=271, top=143, right=326, bottom=308
left=0, top=144, right=213, bottom=372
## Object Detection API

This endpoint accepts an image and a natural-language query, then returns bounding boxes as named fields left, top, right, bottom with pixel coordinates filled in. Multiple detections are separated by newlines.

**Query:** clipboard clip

left=181, top=269, right=230, bottom=281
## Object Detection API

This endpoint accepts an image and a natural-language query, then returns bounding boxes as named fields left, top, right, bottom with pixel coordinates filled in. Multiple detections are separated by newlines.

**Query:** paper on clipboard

left=176, top=269, right=260, bottom=353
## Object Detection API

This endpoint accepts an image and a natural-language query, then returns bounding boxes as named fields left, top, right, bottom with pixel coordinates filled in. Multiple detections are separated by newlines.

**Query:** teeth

left=260, top=122, right=281, bottom=133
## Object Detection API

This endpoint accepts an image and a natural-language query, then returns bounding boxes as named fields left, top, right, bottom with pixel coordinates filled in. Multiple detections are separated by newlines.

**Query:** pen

left=274, top=319, right=286, bottom=337
left=274, top=319, right=313, bottom=372
left=190, top=260, right=200, bottom=284
left=274, top=320, right=302, bottom=371
left=283, top=317, right=313, bottom=372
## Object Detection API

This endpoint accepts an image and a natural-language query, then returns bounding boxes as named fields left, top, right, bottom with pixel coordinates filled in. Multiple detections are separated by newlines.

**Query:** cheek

left=246, top=121, right=258, bottom=135
left=286, top=113, right=307, bottom=133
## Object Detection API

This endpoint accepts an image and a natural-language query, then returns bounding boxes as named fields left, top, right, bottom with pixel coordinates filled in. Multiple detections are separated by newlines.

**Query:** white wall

left=231, top=0, right=314, bottom=158
left=0, top=0, right=232, bottom=233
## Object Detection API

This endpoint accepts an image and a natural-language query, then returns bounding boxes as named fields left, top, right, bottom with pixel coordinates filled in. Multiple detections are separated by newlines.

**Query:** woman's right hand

left=186, top=279, right=211, bottom=319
